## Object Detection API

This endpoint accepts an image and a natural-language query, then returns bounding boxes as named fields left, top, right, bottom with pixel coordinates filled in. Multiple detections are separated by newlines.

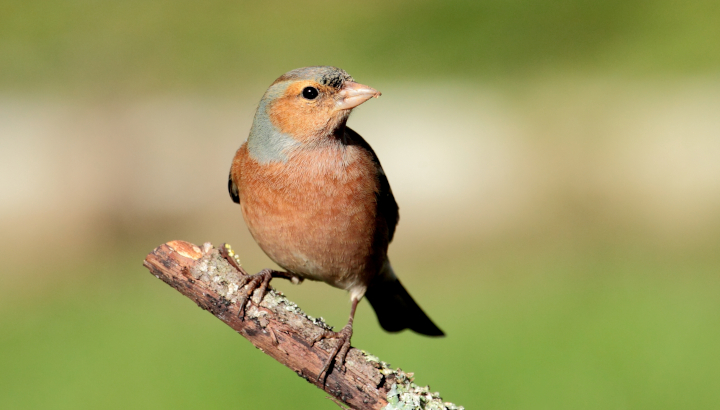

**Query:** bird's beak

left=335, top=81, right=381, bottom=110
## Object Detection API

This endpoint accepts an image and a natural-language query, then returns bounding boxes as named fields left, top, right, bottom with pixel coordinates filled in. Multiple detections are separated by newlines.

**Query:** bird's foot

left=233, top=268, right=275, bottom=318
left=219, top=243, right=304, bottom=319
left=219, top=245, right=273, bottom=318
left=313, top=323, right=354, bottom=384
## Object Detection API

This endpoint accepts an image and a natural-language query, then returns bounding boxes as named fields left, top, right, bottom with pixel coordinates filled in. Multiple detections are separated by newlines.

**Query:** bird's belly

left=240, top=164, right=383, bottom=290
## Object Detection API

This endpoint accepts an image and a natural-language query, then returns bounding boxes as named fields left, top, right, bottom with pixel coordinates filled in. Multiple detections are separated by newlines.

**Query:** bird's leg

left=219, top=243, right=303, bottom=319
left=313, top=298, right=359, bottom=384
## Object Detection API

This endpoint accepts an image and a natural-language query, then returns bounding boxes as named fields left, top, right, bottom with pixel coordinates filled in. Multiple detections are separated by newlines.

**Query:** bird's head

left=247, top=66, right=380, bottom=162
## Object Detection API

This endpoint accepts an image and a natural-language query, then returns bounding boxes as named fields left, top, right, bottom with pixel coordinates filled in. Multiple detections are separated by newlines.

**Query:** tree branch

left=143, top=240, right=463, bottom=410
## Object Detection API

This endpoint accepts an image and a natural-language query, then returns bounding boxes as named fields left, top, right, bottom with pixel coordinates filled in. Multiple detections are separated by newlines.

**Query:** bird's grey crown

left=273, top=66, right=354, bottom=89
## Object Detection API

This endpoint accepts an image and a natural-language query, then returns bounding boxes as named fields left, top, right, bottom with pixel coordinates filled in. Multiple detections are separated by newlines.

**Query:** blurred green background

left=2, top=1, right=719, bottom=409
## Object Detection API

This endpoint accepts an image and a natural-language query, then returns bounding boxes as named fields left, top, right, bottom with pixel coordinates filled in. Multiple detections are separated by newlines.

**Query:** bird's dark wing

left=228, top=172, right=240, bottom=204
left=345, top=127, right=399, bottom=242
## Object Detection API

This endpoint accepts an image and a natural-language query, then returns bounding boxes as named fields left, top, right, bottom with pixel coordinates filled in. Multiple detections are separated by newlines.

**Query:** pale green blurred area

left=2, top=1, right=720, bottom=409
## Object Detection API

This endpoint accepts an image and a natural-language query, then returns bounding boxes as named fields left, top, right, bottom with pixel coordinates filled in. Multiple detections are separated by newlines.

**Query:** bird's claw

left=314, top=324, right=354, bottom=384
left=219, top=245, right=305, bottom=319
left=235, top=268, right=274, bottom=319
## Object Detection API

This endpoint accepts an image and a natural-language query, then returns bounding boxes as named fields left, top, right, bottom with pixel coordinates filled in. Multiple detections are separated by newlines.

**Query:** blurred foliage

left=1, top=0, right=719, bottom=95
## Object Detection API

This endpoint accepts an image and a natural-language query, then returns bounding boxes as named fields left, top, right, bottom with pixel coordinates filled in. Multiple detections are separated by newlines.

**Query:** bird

left=228, top=66, right=444, bottom=381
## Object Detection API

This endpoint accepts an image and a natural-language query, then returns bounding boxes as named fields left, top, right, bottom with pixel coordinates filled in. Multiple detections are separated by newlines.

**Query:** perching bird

left=228, top=66, right=443, bottom=380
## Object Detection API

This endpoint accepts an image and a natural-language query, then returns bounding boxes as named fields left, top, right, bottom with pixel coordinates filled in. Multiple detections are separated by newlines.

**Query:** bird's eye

left=302, top=87, right=319, bottom=100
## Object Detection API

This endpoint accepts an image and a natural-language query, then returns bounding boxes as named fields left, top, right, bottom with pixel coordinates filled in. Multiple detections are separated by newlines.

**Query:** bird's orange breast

left=231, top=142, right=389, bottom=292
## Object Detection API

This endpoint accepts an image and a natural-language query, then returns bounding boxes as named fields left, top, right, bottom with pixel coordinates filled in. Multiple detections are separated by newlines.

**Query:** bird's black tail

left=365, top=262, right=444, bottom=336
